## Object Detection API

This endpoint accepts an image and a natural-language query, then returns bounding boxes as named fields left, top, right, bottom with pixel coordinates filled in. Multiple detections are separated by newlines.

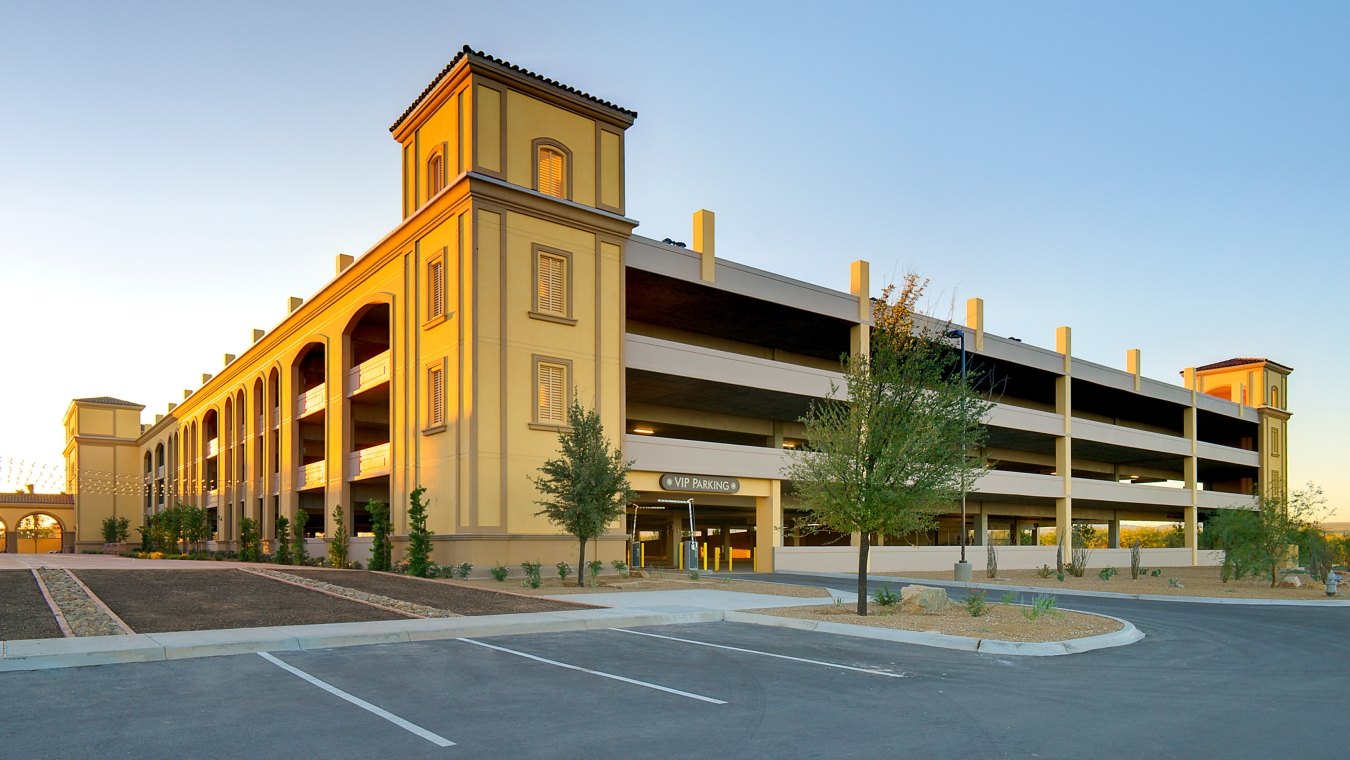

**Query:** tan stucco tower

left=63, top=396, right=145, bottom=552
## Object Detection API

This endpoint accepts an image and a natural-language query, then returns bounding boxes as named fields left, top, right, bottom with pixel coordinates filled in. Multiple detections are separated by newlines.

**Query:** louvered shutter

left=537, top=253, right=565, bottom=315
left=538, top=363, right=565, bottom=423
left=429, top=367, right=445, bottom=426
left=429, top=260, right=445, bottom=318
left=539, top=147, right=565, bottom=198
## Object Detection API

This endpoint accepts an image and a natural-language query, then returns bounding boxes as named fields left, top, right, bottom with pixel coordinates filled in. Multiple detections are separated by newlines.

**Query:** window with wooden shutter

left=428, top=259, right=445, bottom=320
left=536, top=362, right=566, bottom=425
left=428, top=153, right=445, bottom=196
left=537, top=252, right=566, bottom=316
left=428, top=366, right=445, bottom=427
left=537, top=146, right=566, bottom=199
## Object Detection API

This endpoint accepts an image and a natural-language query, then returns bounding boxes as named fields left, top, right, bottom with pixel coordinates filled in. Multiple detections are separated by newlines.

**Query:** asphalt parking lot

left=4, top=592, right=1349, bottom=760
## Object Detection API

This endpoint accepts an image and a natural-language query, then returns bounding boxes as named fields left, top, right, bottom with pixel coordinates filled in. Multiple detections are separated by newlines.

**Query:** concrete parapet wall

left=774, top=545, right=1225, bottom=573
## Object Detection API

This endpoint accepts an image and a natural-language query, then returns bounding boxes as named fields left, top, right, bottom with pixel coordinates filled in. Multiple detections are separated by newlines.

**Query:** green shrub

left=238, top=517, right=262, bottom=563
left=964, top=590, right=989, bottom=617
left=871, top=585, right=900, bottom=607
left=1098, top=566, right=1117, bottom=581
left=555, top=561, right=572, bottom=581
left=1036, top=564, right=1053, bottom=579
left=368, top=499, right=392, bottom=572
left=328, top=504, right=349, bottom=569
left=274, top=515, right=293, bottom=565
left=1022, top=594, right=1057, bottom=621
left=101, top=516, right=120, bottom=544
left=490, top=563, right=509, bottom=582
left=292, top=510, right=310, bottom=566
left=521, top=561, right=542, bottom=588
left=611, top=559, right=629, bottom=578
left=1055, top=570, right=1065, bottom=582
left=455, top=562, right=473, bottom=580
left=1001, top=590, right=1016, bottom=604
left=587, top=559, right=604, bottom=586
left=1151, top=568, right=1162, bottom=577
left=405, top=486, right=434, bottom=578
left=1168, top=577, right=1183, bottom=588
left=688, top=570, right=700, bottom=580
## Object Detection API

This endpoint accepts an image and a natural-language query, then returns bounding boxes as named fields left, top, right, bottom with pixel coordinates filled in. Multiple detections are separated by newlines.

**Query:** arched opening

left=154, top=442, right=166, bottom=513
left=266, top=368, right=281, bottom=529
left=0, top=518, right=7, bottom=552
left=234, top=388, right=247, bottom=543
left=1206, top=385, right=1232, bottom=402
left=202, top=409, right=219, bottom=532
left=345, top=304, right=392, bottom=537
left=15, top=514, right=62, bottom=554
left=294, top=344, right=327, bottom=536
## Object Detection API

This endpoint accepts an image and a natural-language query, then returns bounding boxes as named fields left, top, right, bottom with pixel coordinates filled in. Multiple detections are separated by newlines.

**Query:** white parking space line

left=456, top=638, right=727, bottom=704
left=610, top=628, right=908, bottom=678
left=257, top=652, right=455, bottom=747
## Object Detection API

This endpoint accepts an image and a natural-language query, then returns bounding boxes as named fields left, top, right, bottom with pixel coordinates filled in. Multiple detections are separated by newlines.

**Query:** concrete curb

left=782, top=571, right=1350, bottom=607
left=725, top=609, right=1143, bottom=656
left=0, top=608, right=724, bottom=673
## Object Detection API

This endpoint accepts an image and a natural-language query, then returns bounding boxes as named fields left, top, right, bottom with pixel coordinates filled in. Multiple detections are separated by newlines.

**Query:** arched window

left=427, top=151, right=445, bottom=197
left=537, top=145, right=566, bottom=199
left=1270, top=386, right=1279, bottom=408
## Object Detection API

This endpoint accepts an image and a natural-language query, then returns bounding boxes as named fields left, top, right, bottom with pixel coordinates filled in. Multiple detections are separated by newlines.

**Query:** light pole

left=944, top=328, right=971, bottom=580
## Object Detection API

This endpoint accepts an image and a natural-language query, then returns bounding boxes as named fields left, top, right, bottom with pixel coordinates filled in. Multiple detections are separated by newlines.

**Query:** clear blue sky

left=1, top=1, right=1346, bottom=516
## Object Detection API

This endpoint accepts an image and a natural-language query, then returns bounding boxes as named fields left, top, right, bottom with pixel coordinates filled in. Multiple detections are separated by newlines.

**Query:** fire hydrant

left=1327, top=568, right=1341, bottom=597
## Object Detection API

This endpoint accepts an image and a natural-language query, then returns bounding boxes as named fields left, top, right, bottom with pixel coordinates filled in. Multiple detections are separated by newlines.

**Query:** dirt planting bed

left=755, top=600, right=1123, bottom=643
left=0, top=570, right=63, bottom=641
left=888, top=566, right=1343, bottom=600
left=448, top=572, right=831, bottom=598
left=281, top=568, right=589, bottom=614
left=72, top=570, right=408, bottom=633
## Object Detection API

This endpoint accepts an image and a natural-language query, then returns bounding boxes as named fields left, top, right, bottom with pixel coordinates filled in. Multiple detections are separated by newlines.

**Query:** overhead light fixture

left=632, top=426, right=655, bottom=435
left=782, top=441, right=797, bottom=449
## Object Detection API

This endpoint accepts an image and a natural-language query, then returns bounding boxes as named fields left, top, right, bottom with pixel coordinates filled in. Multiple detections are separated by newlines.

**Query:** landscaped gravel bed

left=72, top=570, right=408, bottom=633
left=754, top=600, right=1123, bottom=642
left=0, top=570, right=65, bottom=640
left=280, top=568, right=588, bottom=615
left=35, top=568, right=124, bottom=637
left=252, top=569, right=456, bottom=617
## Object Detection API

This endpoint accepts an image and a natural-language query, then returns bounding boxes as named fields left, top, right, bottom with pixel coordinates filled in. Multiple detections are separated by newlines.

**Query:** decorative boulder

left=1278, top=574, right=1304, bottom=588
left=901, top=584, right=949, bottom=611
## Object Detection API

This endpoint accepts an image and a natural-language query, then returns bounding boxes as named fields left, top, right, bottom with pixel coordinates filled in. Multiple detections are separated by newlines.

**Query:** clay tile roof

left=390, top=45, right=637, bottom=133
left=0, top=493, right=74, bottom=505
left=74, top=396, right=140, bottom=407
left=1194, top=358, right=1265, bottom=372
left=1191, top=357, right=1293, bottom=373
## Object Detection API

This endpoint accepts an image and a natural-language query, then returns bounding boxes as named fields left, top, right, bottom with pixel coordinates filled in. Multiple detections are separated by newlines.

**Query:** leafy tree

left=368, top=499, right=392, bottom=571
left=328, top=503, right=349, bottom=568
left=405, top=487, right=434, bottom=577
left=115, top=517, right=130, bottom=544
left=532, top=398, right=635, bottom=587
left=784, top=275, right=991, bottom=615
left=1205, top=484, right=1327, bottom=587
left=292, top=509, right=310, bottom=565
left=274, top=514, right=292, bottom=565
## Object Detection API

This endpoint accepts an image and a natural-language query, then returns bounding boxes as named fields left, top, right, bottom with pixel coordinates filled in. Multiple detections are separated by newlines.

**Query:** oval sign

left=659, top=473, right=740, bottom=494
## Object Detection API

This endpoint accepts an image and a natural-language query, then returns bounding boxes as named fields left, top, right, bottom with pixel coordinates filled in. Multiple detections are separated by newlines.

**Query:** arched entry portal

left=0, top=518, right=6, bottom=552
left=13, top=513, right=62, bottom=554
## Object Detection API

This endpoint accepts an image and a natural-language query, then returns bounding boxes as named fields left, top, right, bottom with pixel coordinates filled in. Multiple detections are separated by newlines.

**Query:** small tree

left=405, top=487, right=434, bottom=577
left=292, top=510, right=310, bottom=565
left=115, top=517, right=131, bottom=544
left=532, top=398, right=635, bottom=587
left=784, top=275, right=991, bottom=615
left=368, top=499, right=392, bottom=571
left=274, top=514, right=293, bottom=565
left=101, top=516, right=120, bottom=544
left=328, top=503, right=349, bottom=568
left=1207, top=484, right=1327, bottom=588
left=239, top=517, right=261, bottom=562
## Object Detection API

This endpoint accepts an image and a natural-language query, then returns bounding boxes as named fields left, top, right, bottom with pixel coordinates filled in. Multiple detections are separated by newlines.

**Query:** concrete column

left=1055, top=326, right=1073, bottom=561
left=327, top=337, right=350, bottom=534
left=755, top=480, right=782, bottom=572
left=1183, top=382, right=1200, bottom=566
left=668, top=515, right=680, bottom=568
left=850, top=260, right=871, bottom=359
left=974, top=509, right=988, bottom=546
left=720, top=524, right=731, bottom=571
left=1108, top=517, right=1121, bottom=549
